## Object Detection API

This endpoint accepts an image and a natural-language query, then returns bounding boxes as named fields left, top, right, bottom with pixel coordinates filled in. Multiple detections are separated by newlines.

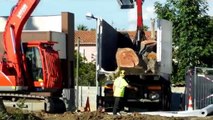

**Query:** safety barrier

left=185, top=67, right=213, bottom=110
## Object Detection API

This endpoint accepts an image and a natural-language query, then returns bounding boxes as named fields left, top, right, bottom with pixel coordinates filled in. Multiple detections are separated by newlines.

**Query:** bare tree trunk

left=116, top=48, right=139, bottom=67
left=0, top=98, right=6, bottom=113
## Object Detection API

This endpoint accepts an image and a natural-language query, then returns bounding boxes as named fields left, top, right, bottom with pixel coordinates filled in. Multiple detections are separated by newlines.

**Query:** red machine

left=0, top=0, right=64, bottom=112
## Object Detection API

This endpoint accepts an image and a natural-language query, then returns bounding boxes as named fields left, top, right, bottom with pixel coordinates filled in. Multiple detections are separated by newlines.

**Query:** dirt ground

left=4, top=107, right=213, bottom=120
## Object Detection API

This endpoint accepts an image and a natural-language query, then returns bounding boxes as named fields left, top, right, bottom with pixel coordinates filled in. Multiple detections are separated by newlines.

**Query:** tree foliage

left=77, top=24, right=88, bottom=31
left=143, top=25, right=149, bottom=31
left=154, top=0, right=213, bottom=84
left=74, top=50, right=96, bottom=86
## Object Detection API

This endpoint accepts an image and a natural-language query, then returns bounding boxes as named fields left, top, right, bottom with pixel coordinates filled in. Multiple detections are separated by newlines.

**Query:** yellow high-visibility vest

left=113, top=76, right=128, bottom=97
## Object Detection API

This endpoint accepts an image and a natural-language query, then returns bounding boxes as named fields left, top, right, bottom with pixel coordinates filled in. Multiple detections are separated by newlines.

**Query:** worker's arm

left=126, top=85, right=138, bottom=91
left=113, top=85, right=115, bottom=91
left=122, top=78, right=138, bottom=91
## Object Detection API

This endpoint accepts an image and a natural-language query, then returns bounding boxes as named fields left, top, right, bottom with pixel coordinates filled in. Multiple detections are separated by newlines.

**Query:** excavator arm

left=136, top=0, right=143, bottom=29
left=2, top=0, right=40, bottom=87
left=117, top=0, right=145, bottom=51
left=134, top=0, right=146, bottom=52
left=115, top=0, right=157, bottom=69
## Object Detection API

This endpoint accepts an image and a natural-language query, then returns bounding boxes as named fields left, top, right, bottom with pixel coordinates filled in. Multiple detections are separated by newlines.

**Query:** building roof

left=75, top=30, right=96, bottom=45
left=75, top=30, right=155, bottom=45
left=122, top=31, right=153, bottom=41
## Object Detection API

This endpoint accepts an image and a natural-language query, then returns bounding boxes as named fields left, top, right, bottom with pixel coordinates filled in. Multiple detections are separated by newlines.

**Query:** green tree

left=74, top=50, right=96, bottom=86
left=143, top=25, right=149, bottom=31
left=154, top=0, right=213, bottom=84
left=77, top=24, right=88, bottom=31
left=90, top=28, right=96, bottom=31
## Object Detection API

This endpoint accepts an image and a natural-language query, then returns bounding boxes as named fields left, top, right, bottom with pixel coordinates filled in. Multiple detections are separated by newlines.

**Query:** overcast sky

left=0, top=0, right=212, bottom=31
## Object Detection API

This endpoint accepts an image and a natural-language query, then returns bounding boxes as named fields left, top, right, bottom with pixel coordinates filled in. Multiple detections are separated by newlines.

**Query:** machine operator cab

left=25, top=47, right=43, bottom=82
left=23, top=41, right=62, bottom=91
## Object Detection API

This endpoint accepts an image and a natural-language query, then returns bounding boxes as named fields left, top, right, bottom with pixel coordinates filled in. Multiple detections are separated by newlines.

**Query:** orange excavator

left=0, top=0, right=65, bottom=112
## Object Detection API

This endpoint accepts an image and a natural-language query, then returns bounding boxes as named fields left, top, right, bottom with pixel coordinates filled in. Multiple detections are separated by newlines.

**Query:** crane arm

left=136, top=0, right=143, bottom=29
left=3, top=0, right=40, bottom=80
left=133, top=0, right=146, bottom=52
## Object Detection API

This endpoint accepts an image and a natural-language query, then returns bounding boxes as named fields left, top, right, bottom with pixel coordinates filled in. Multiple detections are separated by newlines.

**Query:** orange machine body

left=0, top=0, right=63, bottom=92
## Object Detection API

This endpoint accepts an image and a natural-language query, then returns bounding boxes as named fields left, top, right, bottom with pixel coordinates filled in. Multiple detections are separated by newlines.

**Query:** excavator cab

left=23, top=41, right=62, bottom=91
left=25, top=47, right=43, bottom=81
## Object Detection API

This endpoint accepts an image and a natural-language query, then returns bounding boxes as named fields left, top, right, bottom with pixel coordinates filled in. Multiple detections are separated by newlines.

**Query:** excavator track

left=0, top=93, right=45, bottom=99
left=0, top=92, right=66, bottom=113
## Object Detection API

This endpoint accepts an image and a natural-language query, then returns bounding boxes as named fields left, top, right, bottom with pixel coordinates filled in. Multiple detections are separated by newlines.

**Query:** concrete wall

left=0, top=15, right=96, bottom=63
left=0, top=17, right=7, bottom=31
left=0, top=31, right=66, bottom=59
left=75, top=86, right=98, bottom=111
left=76, top=86, right=185, bottom=111
left=77, top=46, right=96, bottom=63
left=0, top=15, right=62, bottom=32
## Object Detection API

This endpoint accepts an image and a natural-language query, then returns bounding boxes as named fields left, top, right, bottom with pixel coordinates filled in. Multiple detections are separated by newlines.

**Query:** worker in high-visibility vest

left=113, top=70, right=138, bottom=115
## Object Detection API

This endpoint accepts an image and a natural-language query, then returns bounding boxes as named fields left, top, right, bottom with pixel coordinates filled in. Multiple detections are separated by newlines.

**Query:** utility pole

left=76, top=37, right=80, bottom=110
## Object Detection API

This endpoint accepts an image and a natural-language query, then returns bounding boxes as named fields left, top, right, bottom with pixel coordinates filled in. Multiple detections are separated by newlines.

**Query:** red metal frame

left=24, top=41, right=62, bottom=89
left=133, top=0, right=145, bottom=51
left=136, top=0, right=143, bottom=29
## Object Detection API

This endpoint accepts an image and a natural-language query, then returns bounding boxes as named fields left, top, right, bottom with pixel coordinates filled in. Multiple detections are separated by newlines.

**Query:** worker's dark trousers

left=113, top=97, right=123, bottom=115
